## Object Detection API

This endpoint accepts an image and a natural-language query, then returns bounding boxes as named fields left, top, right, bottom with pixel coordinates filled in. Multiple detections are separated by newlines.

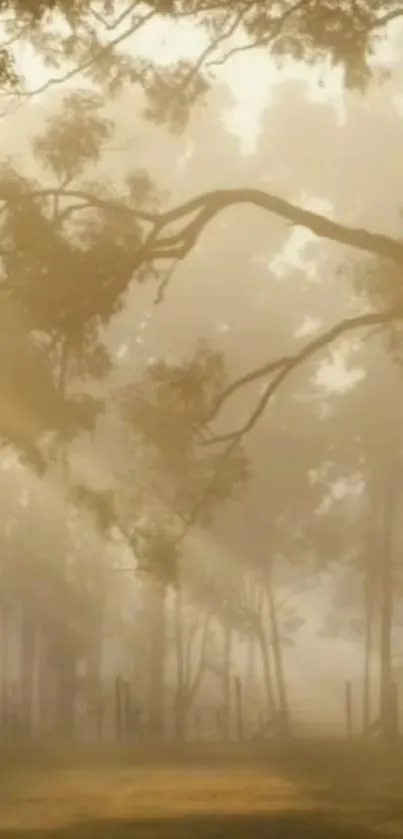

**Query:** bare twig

left=179, top=1, right=257, bottom=88
left=154, top=261, right=177, bottom=304
left=207, top=0, right=307, bottom=69
left=8, top=9, right=157, bottom=103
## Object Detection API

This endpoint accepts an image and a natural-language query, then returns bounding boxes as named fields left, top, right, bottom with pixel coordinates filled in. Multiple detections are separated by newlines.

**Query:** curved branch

left=371, top=8, right=403, bottom=29
left=204, top=307, right=403, bottom=444
left=5, top=186, right=403, bottom=272
left=153, top=189, right=403, bottom=265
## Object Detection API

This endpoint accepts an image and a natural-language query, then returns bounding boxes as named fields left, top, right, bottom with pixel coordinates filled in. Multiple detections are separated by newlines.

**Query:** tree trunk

left=55, top=640, right=76, bottom=740
left=148, top=579, right=167, bottom=741
left=256, top=623, right=276, bottom=720
left=221, top=611, right=232, bottom=741
left=379, top=465, right=398, bottom=740
left=173, top=585, right=186, bottom=742
left=35, top=624, right=49, bottom=737
left=254, top=581, right=276, bottom=721
left=0, top=600, right=10, bottom=685
left=53, top=345, right=76, bottom=740
left=20, top=603, right=36, bottom=739
left=246, top=581, right=261, bottom=718
left=266, top=560, right=289, bottom=733
left=86, top=616, right=104, bottom=741
left=362, top=482, right=381, bottom=734
left=246, top=629, right=258, bottom=736
left=0, top=602, right=8, bottom=737
left=234, top=676, right=244, bottom=741
left=363, top=576, right=374, bottom=734
left=246, top=631, right=257, bottom=697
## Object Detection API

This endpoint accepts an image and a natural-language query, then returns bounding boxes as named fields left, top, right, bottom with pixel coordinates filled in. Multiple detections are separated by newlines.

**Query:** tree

left=69, top=341, right=249, bottom=739
left=115, top=343, right=248, bottom=737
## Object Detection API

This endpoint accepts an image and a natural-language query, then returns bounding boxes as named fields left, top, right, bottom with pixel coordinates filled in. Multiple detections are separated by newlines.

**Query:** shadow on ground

left=0, top=812, right=380, bottom=838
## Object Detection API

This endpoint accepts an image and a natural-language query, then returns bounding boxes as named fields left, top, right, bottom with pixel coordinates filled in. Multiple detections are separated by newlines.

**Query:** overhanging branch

left=5, top=185, right=403, bottom=273
left=203, top=307, right=403, bottom=445
left=152, top=189, right=403, bottom=265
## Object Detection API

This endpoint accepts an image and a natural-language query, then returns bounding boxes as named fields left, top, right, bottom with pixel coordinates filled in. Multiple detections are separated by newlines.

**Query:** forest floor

left=0, top=740, right=402, bottom=837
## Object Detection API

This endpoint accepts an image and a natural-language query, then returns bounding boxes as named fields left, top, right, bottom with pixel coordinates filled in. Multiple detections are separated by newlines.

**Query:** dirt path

left=0, top=743, right=400, bottom=837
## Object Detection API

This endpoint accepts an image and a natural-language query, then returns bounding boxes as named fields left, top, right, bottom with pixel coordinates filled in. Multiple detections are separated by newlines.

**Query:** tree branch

left=179, top=2, right=257, bottom=89
left=152, top=189, right=403, bottom=265
left=207, top=0, right=307, bottom=69
left=5, top=186, right=403, bottom=273
left=371, top=7, right=403, bottom=29
left=203, top=307, right=403, bottom=445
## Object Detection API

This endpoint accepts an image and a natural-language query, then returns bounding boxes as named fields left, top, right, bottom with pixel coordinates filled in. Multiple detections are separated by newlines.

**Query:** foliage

left=67, top=341, right=249, bottom=586
left=0, top=1, right=400, bottom=119
left=120, top=341, right=249, bottom=527
left=0, top=87, right=163, bottom=464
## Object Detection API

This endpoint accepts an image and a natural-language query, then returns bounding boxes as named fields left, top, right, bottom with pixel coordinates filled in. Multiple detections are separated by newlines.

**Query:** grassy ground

left=0, top=740, right=402, bottom=837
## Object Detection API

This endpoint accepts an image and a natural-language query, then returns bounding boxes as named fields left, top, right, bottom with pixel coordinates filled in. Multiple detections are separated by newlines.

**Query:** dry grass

left=0, top=741, right=401, bottom=837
